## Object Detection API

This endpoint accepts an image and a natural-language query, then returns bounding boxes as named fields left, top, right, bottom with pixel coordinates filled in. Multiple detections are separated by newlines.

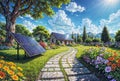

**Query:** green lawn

left=0, top=46, right=69, bottom=81
left=75, top=45, right=120, bottom=81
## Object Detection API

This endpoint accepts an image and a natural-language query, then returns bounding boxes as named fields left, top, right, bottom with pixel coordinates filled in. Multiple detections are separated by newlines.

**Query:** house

left=50, top=32, right=73, bottom=45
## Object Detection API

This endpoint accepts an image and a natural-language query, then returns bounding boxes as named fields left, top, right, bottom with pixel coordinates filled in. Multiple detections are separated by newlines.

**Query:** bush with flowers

left=82, top=46, right=120, bottom=81
left=0, top=56, right=25, bottom=81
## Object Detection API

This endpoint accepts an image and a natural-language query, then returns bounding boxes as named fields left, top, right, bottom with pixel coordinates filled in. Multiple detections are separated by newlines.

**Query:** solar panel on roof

left=11, top=33, right=46, bottom=57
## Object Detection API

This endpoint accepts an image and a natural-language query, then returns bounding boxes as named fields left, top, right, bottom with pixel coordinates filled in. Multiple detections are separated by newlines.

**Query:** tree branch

left=0, top=1, right=6, bottom=15
left=12, top=0, right=21, bottom=15
left=19, top=0, right=33, bottom=15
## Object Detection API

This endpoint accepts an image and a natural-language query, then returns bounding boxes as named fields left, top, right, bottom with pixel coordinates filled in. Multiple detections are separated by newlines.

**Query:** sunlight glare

left=104, top=0, right=118, bottom=6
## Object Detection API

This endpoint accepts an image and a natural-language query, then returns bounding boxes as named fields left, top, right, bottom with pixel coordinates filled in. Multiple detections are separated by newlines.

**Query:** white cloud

left=99, top=9, right=120, bottom=33
left=48, top=10, right=75, bottom=34
left=78, top=18, right=100, bottom=34
left=25, top=14, right=34, bottom=20
left=23, top=20, right=36, bottom=32
left=19, top=16, right=24, bottom=19
left=66, top=2, right=85, bottom=13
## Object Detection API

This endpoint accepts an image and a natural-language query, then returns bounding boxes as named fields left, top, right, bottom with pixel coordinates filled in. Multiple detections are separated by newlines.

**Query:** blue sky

left=0, top=0, right=120, bottom=34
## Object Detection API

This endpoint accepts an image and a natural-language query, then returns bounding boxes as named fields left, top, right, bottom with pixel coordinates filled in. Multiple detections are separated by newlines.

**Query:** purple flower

left=94, top=60, right=101, bottom=65
left=104, top=60, right=109, bottom=64
left=105, top=66, right=111, bottom=73
left=107, top=75, right=112, bottom=79
left=95, top=65, right=99, bottom=68
left=110, top=79, right=116, bottom=81
left=96, top=56, right=103, bottom=61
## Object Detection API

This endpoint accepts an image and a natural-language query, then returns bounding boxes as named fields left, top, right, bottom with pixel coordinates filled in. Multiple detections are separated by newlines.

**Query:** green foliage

left=101, top=26, right=111, bottom=43
left=85, top=38, right=92, bottom=43
left=82, top=26, right=87, bottom=42
left=115, top=30, right=120, bottom=42
left=32, top=26, right=50, bottom=42
left=77, top=34, right=82, bottom=43
left=0, top=22, right=6, bottom=38
left=92, top=38, right=101, bottom=42
left=0, top=0, right=70, bottom=19
left=0, top=47, right=68, bottom=81
left=16, top=24, right=32, bottom=37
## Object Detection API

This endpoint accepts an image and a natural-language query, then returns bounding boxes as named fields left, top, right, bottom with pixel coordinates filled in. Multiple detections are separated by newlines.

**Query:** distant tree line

left=71, top=26, right=120, bottom=44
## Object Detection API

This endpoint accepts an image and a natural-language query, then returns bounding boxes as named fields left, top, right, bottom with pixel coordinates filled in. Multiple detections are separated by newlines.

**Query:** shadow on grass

left=0, top=50, right=44, bottom=63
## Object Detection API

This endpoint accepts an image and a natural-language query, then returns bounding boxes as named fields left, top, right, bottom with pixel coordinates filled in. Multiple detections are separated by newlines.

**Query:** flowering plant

left=0, top=56, right=25, bottom=81
left=82, top=46, right=120, bottom=81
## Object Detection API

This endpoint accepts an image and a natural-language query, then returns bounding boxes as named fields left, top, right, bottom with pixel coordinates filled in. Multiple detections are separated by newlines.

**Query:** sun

left=104, top=0, right=118, bottom=5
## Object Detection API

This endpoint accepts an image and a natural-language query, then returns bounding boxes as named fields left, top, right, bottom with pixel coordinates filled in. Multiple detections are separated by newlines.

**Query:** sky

left=0, top=0, right=120, bottom=34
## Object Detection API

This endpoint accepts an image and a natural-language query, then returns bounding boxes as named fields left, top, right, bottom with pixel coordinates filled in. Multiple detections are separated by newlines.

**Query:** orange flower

left=7, top=70, right=14, bottom=75
left=111, top=64, right=117, bottom=71
left=107, top=62, right=112, bottom=66
left=116, top=59, right=120, bottom=63
left=0, top=71, right=6, bottom=79
left=113, top=52, right=118, bottom=57
left=108, top=57, right=114, bottom=61
left=0, top=64, right=3, bottom=68
left=11, top=75, right=18, bottom=81
left=3, top=66, right=9, bottom=71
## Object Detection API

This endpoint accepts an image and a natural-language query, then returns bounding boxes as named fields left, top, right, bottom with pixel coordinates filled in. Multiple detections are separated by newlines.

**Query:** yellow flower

left=17, top=67, right=23, bottom=71
left=7, top=70, right=14, bottom=75
left=7, top=62, right=16, bottom=66
left=11, top=66, right=16, bottom=70
left=17, top=72, right=23, bottom=77
left=0, top=64, right=3, bottom=68
left=3, top=66, right=9, bottom=71
left=0, top=60, right=5, bottom=64
left=11, top=75, right=18, bottom=81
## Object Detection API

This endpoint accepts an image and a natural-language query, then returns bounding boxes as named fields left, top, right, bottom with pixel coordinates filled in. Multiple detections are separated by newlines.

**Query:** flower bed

left=82, top=47, right=120, bottom=81
left=0, top=56, right=25, bottom=81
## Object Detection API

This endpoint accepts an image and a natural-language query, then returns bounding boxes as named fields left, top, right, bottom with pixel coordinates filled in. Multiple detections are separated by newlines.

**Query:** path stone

left=37, top=48, right=100, bottom=81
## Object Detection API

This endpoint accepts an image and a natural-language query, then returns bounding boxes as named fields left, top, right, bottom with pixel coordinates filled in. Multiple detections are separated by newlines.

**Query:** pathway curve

left=37, top=48, right=100, bottom=81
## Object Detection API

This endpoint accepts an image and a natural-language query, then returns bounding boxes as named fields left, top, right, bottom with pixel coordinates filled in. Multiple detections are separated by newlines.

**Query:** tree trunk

left=5, top=16, right=16, bottom=46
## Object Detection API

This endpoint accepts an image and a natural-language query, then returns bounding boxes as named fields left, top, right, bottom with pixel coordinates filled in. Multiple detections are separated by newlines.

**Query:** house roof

left=51, top=32, right=73, bottom=41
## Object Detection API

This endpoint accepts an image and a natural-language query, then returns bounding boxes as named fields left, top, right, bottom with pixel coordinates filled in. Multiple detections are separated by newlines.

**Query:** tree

left=0, top=0, right=70, bottom=45
left=85, top=38, right=92, bottom=43
left=32, top=26, right=50, bottom=42
left=77, top=34, right=82, bottom=43
left=16, top=24, right=32, bottom=36
left=82, top=26, right=87, bottom=42
left=101, top=26, right=111, bottom=43
left=115, top=30, right=120, bottom=42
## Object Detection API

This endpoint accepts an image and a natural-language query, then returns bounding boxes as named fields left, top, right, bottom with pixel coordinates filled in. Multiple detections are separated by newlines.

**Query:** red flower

left=0, top=71, right=6, bottom=79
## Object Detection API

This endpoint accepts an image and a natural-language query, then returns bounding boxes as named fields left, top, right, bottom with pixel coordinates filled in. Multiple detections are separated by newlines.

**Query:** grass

left=0, top=46, right=69, bottom=81
left=59, top=54, right=69, bottom=81
left=74, top=45, right=112, bottom=81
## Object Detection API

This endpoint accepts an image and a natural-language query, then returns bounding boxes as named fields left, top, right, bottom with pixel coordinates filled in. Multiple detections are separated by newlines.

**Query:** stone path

left=37, top=48, right=100, bottom=81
